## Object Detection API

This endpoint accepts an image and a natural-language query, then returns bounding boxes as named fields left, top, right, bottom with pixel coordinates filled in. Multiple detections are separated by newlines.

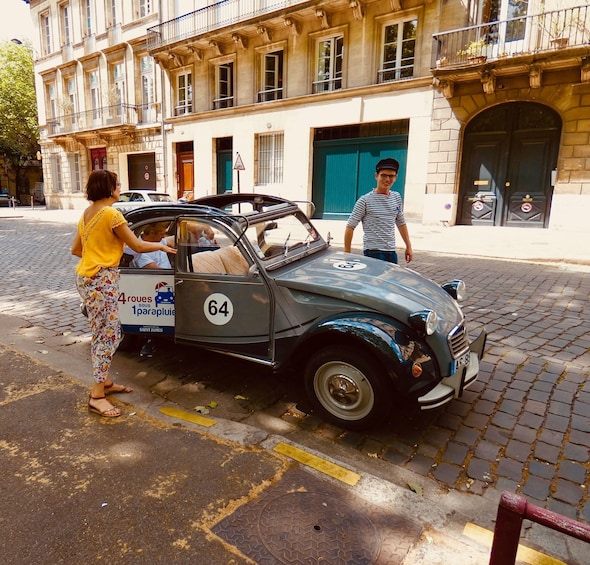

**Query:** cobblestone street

left=1, top=213, right=589, bottom=526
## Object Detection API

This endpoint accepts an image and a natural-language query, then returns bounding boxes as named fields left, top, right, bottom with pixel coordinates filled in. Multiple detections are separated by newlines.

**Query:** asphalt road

left=1, top=213, right=589, bottom=563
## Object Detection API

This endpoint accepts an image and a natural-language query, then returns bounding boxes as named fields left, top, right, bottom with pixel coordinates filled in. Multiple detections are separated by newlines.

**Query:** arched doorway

left=458, top=102, right=561, bottom=227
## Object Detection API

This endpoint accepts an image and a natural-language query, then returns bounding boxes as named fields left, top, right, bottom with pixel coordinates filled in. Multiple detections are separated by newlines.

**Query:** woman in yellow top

left=71, top=170, right=176, bottom=418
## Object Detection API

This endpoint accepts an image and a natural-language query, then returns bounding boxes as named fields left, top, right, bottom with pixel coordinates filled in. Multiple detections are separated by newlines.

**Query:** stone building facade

left=28, top=0, right=590, bottom=230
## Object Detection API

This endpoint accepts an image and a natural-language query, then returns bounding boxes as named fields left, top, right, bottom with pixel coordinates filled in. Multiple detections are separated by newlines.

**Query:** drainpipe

left=158, top=0, right=169, bottom=196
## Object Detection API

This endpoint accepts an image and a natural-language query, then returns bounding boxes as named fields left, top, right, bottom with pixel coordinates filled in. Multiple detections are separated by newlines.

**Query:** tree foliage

left=0, top=39, right=39, bottom=163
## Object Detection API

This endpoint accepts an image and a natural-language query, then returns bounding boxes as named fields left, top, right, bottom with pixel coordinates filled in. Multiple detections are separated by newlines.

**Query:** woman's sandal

left=104, top=382, right=133, bottom=395
left=88, top=395, right=121, bottom=418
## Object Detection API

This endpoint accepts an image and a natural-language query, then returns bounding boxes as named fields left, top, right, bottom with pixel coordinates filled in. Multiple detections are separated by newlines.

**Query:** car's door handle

left=176, top=279, right=184, bottom=285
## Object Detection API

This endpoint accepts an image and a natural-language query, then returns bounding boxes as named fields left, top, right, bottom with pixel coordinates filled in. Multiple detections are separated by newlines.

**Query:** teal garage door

left=312, top=135, right=408, bottom=219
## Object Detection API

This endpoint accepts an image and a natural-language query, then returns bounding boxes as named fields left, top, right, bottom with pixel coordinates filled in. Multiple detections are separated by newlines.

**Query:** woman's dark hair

left=85, top=170, right=118, bottom=202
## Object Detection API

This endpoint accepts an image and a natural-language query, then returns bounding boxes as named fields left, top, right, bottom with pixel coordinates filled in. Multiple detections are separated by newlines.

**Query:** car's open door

left=173, top=217, right=274, bottom=360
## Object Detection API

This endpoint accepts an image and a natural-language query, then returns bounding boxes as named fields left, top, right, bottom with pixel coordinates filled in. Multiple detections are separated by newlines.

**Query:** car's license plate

left=451, top=351, right=471, bottom=374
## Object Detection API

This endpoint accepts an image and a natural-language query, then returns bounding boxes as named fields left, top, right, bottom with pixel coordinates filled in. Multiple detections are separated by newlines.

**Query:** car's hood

left=273, top=250, right=463, bottom=330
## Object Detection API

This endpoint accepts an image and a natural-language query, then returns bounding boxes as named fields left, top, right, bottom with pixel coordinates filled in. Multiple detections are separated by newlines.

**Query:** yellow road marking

left=274, top=442, right=360, bottom=486
left=464, top=522, right=567, bottom=565
left=159, top=406, right=217, bottom=428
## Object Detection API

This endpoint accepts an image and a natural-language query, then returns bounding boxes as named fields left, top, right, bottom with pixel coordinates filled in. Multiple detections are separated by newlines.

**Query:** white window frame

left=51, top=156, right=63, bottom=194
left=41, top=12, right=52, bottom=55
left=60, top=3, right=71, bottom=46
left=214, top=62, right=234, bottom=109
left=313, top=35, right=344, bottom=93
left=65, top=76, right=77, bottom=127
left=175, top=71, right=192, bottom=116
left=140, top=55, right=155, bottom=107
left=88, top=70, right=101, bottom=121
left=112, top=62, right=125, bottom=116
left=46, top=83, right=57, bottom=120
left=258, top=49, right=284, bottom=103
left=84, top=0, right=94, bottom=36
left=139, top=0, right=153, bottom=18
left=110, top=0, right=118, bottom=26
left=256, top=132, right=284, bottom=185
left=68, top=153, right=82, bottom=193
left=379, top=18, right=418, bottom=83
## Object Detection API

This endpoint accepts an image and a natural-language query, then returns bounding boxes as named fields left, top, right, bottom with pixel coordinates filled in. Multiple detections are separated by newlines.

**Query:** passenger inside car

left=197, top=225, right=218, bottom=247
left=125, top=222, right=175, bottom=269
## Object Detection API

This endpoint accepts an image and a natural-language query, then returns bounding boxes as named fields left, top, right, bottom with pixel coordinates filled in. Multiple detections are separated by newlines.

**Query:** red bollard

left=489, top=491, right=590, bottom=565
left=489, top=492, right=527, bottom=565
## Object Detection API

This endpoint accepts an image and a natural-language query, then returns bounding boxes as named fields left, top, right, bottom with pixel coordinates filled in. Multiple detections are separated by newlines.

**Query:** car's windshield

left=149, top=193, right=173, bottom=202
left=118, top=192, right=173, bottom=203
left=244, top=210, right=322, bottom=265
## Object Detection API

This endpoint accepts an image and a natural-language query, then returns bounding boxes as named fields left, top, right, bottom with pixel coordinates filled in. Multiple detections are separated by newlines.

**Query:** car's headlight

left=442, top=279, right=466, bottom=301
left=409, top=310, right=439, bottom=336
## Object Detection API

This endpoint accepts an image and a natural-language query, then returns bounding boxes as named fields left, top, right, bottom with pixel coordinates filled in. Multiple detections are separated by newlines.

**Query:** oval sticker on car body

left=333, top=261, right=367, bottom=271
left=204, top=293, right=234, bottom=325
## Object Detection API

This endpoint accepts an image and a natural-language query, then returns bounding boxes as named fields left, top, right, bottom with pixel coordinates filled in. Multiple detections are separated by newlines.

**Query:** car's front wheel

left=304, top=345, right=391, bottom=430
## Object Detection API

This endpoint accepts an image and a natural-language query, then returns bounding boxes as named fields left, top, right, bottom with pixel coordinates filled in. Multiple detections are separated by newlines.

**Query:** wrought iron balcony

left=46, top=104, right=146, bottom=136
left=213, top=96, right=234, bottom=110
left=432, top=5, right=590, bottom=69
left=147, top=0, right=308, bottom=51
left=312, top=77, right=342, bottom=94
left=257, top=87, right=283, bottom=102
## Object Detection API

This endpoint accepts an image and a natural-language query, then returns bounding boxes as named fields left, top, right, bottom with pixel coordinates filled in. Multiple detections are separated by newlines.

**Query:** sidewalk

left=0, top=316, right=497, bottom=565
left=315, top=219, right=590, bottom=266
left=3, top=205, right=589, bottom=266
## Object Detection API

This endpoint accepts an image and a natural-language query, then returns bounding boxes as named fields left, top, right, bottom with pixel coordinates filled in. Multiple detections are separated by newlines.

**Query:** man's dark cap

left=375, top=158, right=399, bottom=173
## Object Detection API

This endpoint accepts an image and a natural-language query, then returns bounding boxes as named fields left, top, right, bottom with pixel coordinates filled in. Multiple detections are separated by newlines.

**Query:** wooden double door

left=458, top=102, right=561, bottom=228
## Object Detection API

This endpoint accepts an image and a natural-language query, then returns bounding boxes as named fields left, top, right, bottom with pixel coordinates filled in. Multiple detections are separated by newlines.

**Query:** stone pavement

left=3, top=204, right=590, bottom=265
left=1, top=206, right=590, bottom=563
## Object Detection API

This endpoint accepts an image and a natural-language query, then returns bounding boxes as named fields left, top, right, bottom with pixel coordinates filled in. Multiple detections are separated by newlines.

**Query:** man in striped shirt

left=344, top=157, right=413, bottom=264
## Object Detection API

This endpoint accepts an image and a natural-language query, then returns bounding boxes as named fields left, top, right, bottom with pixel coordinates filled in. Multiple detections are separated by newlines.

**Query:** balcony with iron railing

left=213, top=95, right=234, bottom=110
left=312, top=77, right=343, bottom=94
left=46, top=104, right=152, bottom=137
left=147, top=0, right=310, bottom=51
left=432, top=5, right=590, bottom=69
left=257, top=87, right=283, bottom=102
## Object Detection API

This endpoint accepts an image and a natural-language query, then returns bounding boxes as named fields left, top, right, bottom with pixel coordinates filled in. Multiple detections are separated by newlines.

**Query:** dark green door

left=459, top=102, right=560, bottom=227
left=216, top=137, right=233, bottom=195
left=458, top=134, right=506, bottom=225
left=312, top=136, right=408, bottom=219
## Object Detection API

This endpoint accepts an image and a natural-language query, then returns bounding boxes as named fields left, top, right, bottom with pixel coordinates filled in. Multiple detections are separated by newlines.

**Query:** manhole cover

left=258, top=491, right=379, bottom=563
left=212, top=468, right=421, bottom=564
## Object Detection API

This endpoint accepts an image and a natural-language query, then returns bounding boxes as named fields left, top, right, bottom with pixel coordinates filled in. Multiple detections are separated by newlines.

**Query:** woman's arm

left=71, top=231, right=83, bottom=257
left=114, top=223, right=176, bottom=255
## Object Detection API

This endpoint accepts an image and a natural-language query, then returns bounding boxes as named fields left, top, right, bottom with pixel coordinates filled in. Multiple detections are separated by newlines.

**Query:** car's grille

left=448, top=324, right=469, bottom=357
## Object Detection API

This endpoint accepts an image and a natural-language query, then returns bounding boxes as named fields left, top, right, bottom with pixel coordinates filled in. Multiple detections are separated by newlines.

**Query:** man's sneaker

left=140, top=339, right=156, bottom=358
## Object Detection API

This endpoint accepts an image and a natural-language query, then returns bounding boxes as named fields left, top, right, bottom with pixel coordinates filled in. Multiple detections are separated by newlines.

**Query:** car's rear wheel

left=304, top=345, right=391, bottom=430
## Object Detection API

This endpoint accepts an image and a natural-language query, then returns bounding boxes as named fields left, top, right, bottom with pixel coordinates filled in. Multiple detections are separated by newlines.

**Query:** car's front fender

left=286, top=312, right=441, bottom=396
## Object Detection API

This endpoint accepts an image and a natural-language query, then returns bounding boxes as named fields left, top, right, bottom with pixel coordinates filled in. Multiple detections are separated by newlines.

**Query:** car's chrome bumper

left=418, top=329, right=487, bottom=410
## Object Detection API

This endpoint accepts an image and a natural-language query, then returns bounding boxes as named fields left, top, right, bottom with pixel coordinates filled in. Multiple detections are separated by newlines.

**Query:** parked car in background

left=0, top=194, right=19, bottom=207
left=113, top=190, right=174, bottom=213
left=113, top=193, right=486, bottom=430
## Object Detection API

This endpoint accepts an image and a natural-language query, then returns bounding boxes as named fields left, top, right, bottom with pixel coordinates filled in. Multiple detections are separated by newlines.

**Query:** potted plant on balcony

left=458, top=38, right=488, bottom=63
